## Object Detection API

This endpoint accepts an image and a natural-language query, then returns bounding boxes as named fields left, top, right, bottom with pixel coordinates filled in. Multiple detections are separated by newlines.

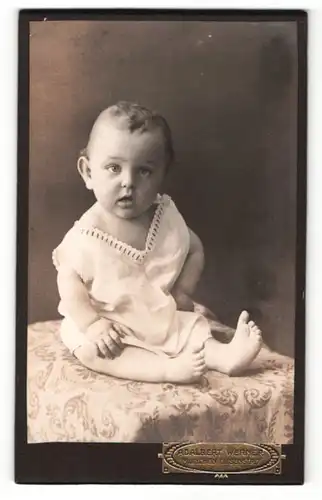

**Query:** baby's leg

left=204, top=311, right=262, bottom=376
left=74, top=342, right=206, bottom=384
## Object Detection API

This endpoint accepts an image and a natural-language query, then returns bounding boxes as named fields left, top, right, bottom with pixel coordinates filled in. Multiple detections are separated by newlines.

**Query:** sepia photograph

left=16, top=9, right=306, bottom=484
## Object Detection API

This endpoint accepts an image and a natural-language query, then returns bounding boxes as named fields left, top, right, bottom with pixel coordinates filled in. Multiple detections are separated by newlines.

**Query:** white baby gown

left=53, top=194, right=212, bottom=357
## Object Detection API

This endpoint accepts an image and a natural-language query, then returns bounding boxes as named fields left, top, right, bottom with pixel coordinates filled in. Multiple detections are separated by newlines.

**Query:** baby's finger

left=106, top=342, right=121, bottom=358
left=102, top=339, right=118, bottom=359
left=111, top=323, right=127, bottom=338
left=109, top=328, right=124, bottom=349
left=113, top=323, right=133, bottom=337
left=103, top=333, right=122, bottom=357
left=96, top=339, right=112, bottom=359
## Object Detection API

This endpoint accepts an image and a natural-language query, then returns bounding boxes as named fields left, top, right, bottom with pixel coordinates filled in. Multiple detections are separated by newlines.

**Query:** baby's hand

left=86, top=318, right=132, bottom=359
left=172, top=289, right=195, bottom=312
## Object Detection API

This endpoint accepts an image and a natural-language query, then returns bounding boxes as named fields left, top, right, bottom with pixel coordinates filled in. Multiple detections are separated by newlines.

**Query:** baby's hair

left=81, top=101, right=175, bottom=169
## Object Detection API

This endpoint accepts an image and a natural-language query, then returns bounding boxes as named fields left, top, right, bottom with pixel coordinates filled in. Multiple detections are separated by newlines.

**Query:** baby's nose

left=121, top=170, right=135, bottom=188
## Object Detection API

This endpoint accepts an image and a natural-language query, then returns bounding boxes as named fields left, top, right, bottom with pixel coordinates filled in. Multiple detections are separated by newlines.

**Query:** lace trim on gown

left=76, top=195, right=166, bottom=264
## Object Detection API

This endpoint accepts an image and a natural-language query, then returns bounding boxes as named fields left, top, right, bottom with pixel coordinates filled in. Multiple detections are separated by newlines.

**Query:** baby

left=53, top=101, right=262, bottom=383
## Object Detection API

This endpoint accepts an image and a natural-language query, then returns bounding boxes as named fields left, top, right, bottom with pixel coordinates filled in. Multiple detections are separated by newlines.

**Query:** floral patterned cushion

left=27, top=320, right=294, bottom=443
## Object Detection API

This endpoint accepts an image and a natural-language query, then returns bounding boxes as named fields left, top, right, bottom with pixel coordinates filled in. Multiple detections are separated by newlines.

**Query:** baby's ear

left=77, top=156, right=92, bottom=189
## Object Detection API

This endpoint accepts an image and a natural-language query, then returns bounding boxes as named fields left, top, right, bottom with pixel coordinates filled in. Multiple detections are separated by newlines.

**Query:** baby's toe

left=237, top=310, right=249, bottom=327
left=248, top=320, right=255, bottom=328
left=253, top=330, right=263, bottom=345
left=194, top=363, right=206, bottom=375
left=193, top=349, right=204, bottom=360
left=194, top=357, right=206, bottom=368
left=191, top=341, right=205, bottom=354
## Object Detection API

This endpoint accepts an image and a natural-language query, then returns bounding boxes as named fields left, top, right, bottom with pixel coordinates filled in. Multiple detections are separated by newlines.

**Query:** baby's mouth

left=117, top=195, right=134, bottom=207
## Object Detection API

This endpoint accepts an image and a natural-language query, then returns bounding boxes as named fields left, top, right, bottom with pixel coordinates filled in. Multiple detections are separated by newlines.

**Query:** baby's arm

left=57, top=267, right=99, bottom=331
left=172, top=229, right=205, bottom=311
left=57, top=268, right=128, bottom=358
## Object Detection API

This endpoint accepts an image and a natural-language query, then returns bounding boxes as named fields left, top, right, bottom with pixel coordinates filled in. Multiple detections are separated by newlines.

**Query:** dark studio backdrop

left=28, top=19, right=298, bottom=356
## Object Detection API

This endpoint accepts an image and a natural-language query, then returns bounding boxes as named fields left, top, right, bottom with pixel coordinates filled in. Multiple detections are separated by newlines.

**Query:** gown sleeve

left=52, top=224, right=93, bottom=283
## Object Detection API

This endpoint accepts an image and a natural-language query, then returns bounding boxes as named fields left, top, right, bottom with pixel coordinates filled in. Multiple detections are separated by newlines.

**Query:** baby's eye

left=139, top=167, right=152, bottom=177
left=106, top=164, right=121, bottom=173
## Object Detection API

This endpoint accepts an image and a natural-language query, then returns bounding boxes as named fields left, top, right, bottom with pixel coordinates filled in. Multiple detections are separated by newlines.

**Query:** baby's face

left=86, top=119, right=167, bottom=219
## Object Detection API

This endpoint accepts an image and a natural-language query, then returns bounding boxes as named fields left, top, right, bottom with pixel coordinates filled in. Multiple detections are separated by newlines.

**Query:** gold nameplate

left=159, top=443, right=286, bottom=475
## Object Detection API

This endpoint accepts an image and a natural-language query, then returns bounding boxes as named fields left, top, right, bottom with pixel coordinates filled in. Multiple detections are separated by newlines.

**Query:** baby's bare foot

left=226, top=311, right=262, bottom=375
left=164, top=343, right=206, bottom=384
